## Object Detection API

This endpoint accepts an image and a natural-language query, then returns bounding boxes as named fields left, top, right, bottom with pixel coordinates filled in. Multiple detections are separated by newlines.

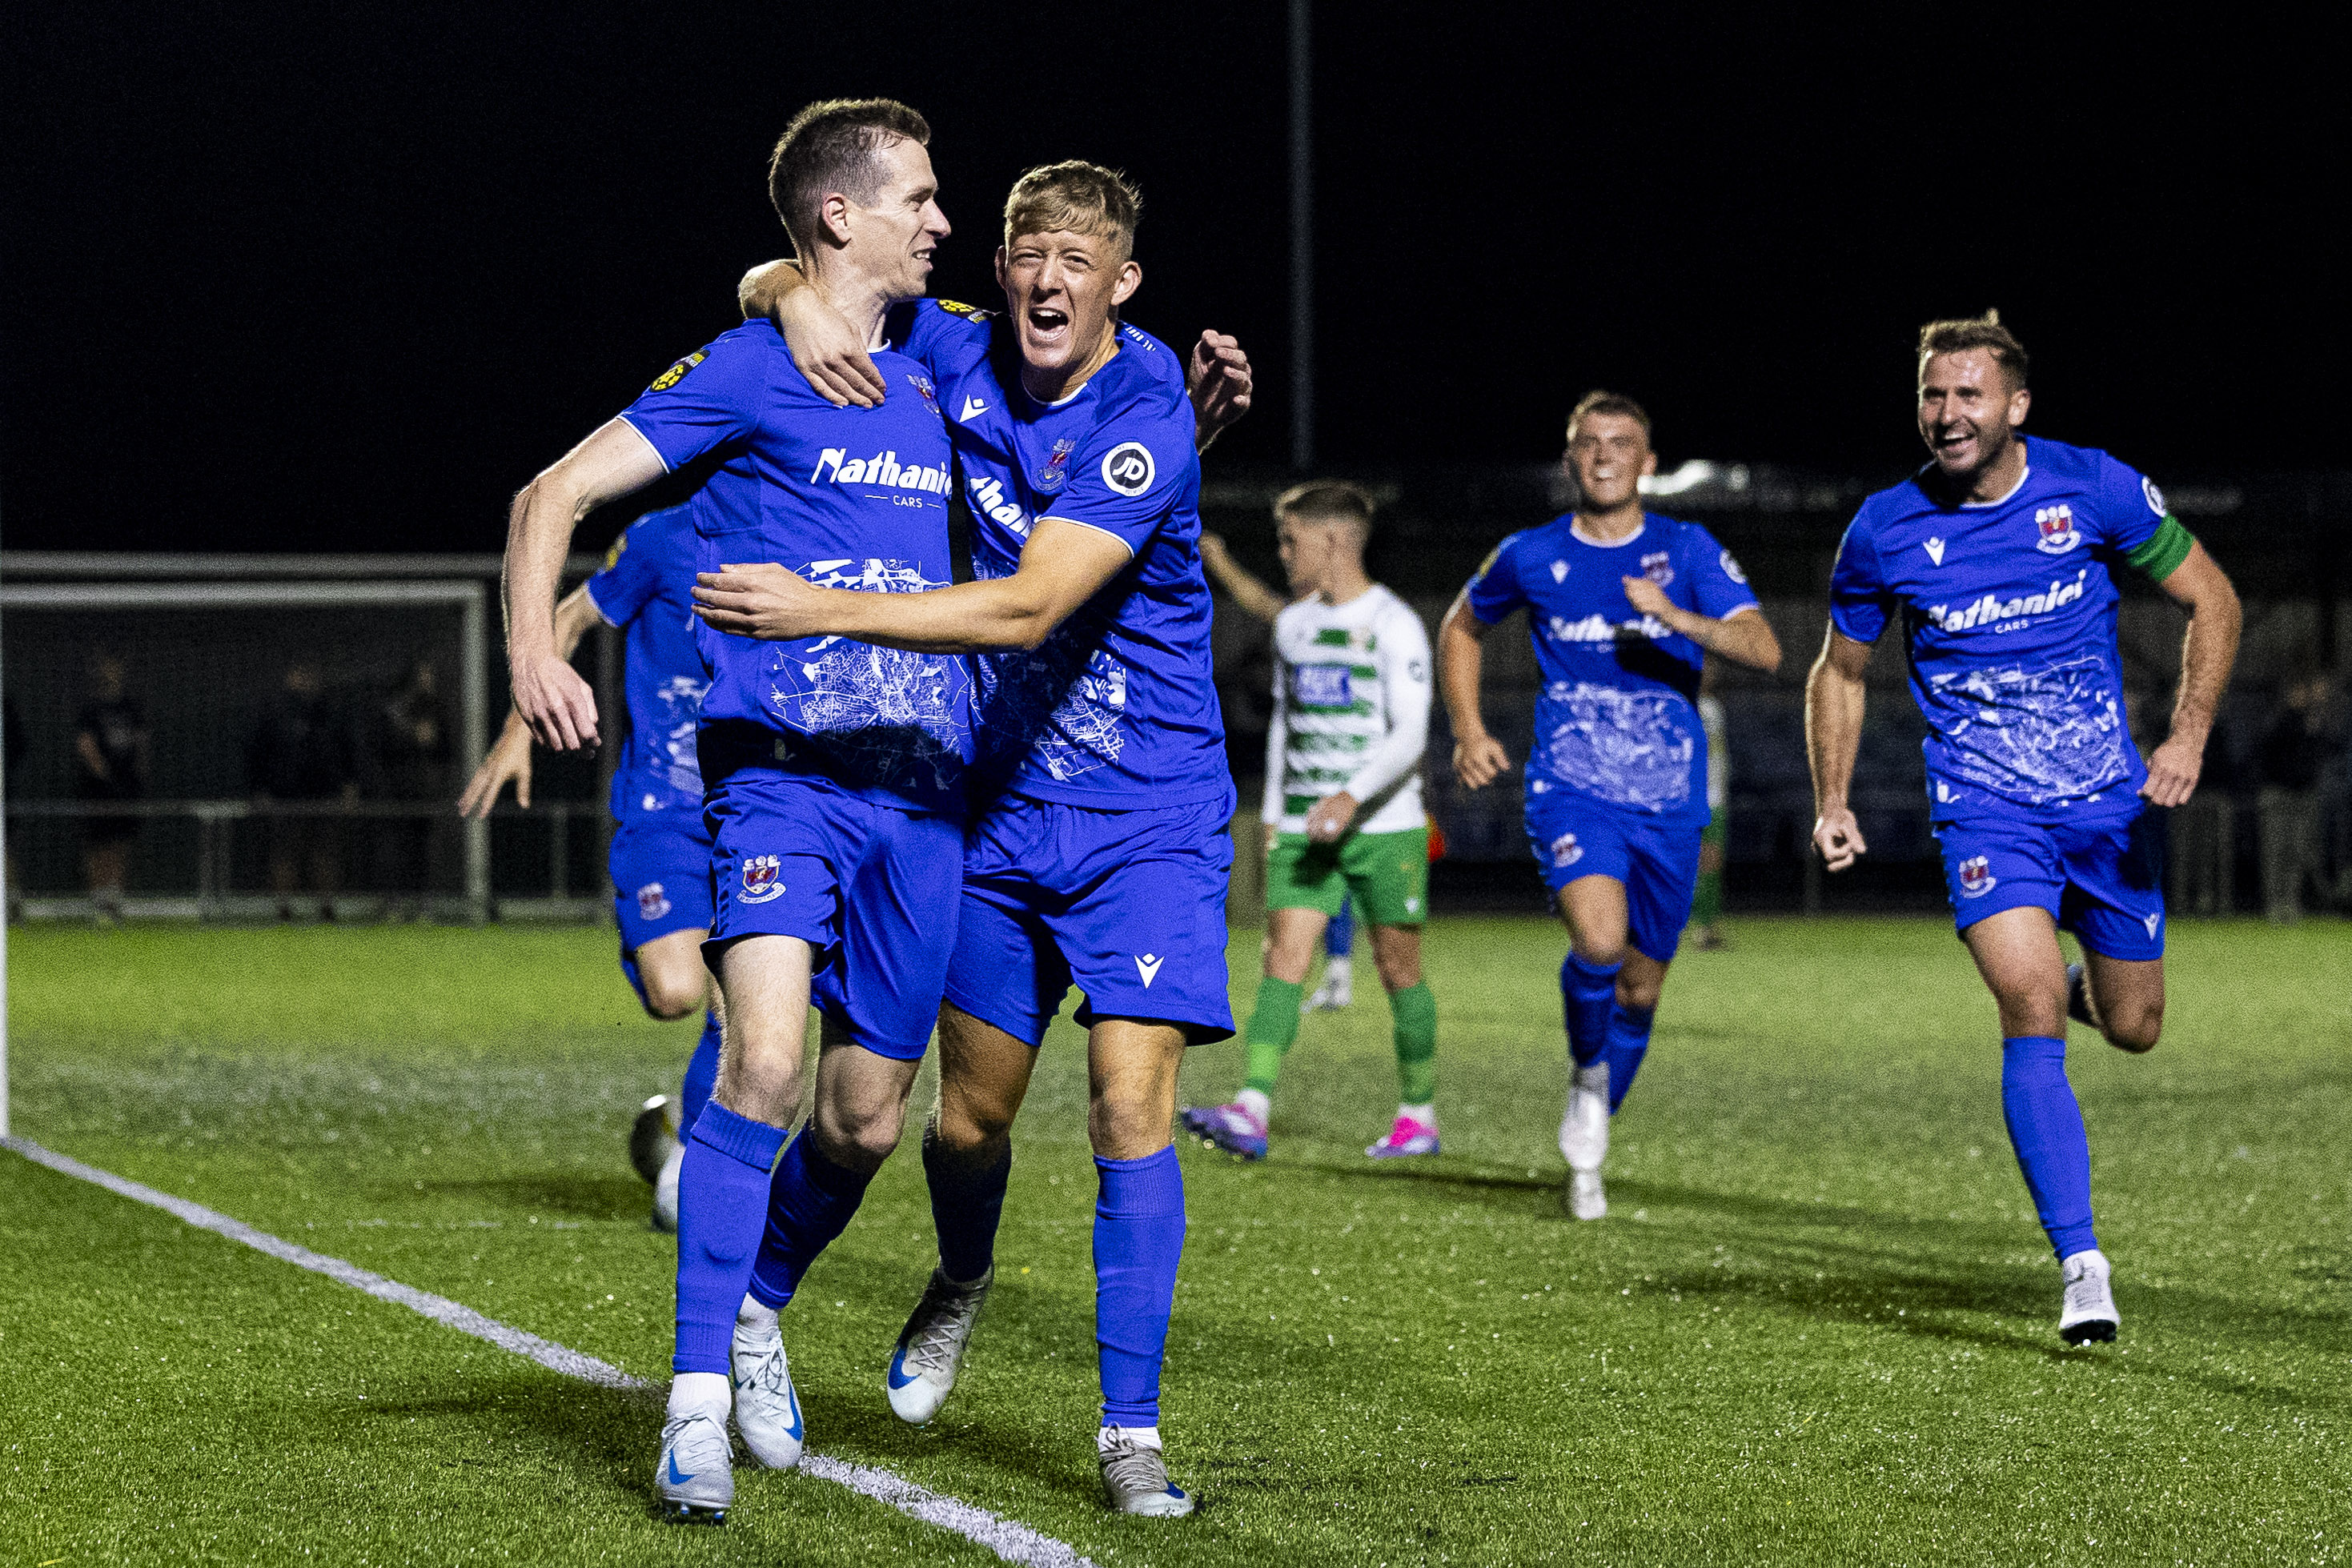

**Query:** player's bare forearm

left=1200, top=535, right=1286, bottom=622
left=502, top=419, right=666, bottom=751
left=1439, top=595, right=1509, bottom=788
left=2141, top=541, right=2242, bottom=805
left=1622, top=579, right=1781, bottom=672
left=738, top=258, right=801, bottom=320
left=693, top=519, right=1129, bottom=654
left=740, top=256, right=885, bottom=408
left=1804, top=628, right=1874, bottom=869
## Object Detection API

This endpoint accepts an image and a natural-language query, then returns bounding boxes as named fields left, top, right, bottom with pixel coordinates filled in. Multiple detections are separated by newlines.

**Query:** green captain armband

left=2127, top=515, right=2195, bottom=582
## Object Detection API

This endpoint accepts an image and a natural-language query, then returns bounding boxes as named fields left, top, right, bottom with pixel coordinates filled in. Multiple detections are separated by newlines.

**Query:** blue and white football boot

left=887, top=1266, right=993, bottom=1424
left=1559, top=1061, right=1609, bottom=1221
left=731, top=1312, right=805, bottom=1469
left=1098, top=1426, right=1195, bottom=1517
left=654, top=1410, right=733, bottom=1524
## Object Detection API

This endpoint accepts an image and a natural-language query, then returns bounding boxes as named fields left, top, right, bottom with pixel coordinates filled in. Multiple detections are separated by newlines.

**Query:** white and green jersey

left=1262, top=583, right=1433, bottom=836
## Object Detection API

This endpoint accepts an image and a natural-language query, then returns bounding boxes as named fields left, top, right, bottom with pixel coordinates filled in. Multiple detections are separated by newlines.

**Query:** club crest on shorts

left=2034, top=503, right=2081, bottom=555
left=636, top=882, right=672, bottom=922
left=739, top=855, right=785, bottom=905
left=1550, top=832, right=1583, bottom=868
left=1957, top=855, right=1997, bottom=897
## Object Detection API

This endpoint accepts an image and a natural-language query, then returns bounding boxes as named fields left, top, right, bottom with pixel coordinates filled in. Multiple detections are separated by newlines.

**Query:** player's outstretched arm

left=2141, top=541, right=2242, bottom=808
left=1198, top=533, right=1286, bottom=623
left=692, top=518, right=1131, bottom=655
left=1804, top=626, right=1874, bottom=871
left=1621, top=576, right=1783, bottom=672
left=459, top=586, right=604, bottom=818
left=1439, top=592, right=1511, bottom=788
left=504, top=422, right=667, bottom=753
left=740, top=259, right=887, bottom=409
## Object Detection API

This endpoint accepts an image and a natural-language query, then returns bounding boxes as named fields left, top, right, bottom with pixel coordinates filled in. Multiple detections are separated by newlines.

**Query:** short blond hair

left=1918, top=309, right=2029, bottom=389
left=1002, top=161, right=1142, bottom=260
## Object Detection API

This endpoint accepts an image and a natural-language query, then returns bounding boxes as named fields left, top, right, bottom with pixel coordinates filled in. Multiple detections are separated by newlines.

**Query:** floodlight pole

left=1289, top=0, right=1314, bottom=471
left=1, top=622, right=10, bottom=1141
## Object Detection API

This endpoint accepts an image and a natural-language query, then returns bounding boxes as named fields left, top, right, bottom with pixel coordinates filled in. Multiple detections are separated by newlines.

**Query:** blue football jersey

left=1464, top=512, right=1756, bottom=824
left=1830, top=436, right=2168, bottom=820
left=617, top=323, right=970, bottom=812
left=892, top=299, right=1228, bottom=808
left=584, top=505, right=708, bottom=823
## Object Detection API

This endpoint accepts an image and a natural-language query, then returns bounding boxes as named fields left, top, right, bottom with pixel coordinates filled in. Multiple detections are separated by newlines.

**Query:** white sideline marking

left=4, top=1135, right=1095, bottom=1568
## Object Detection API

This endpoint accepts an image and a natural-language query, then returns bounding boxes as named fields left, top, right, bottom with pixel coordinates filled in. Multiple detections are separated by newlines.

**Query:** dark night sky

left=6, top=4, right=2345, bottom=555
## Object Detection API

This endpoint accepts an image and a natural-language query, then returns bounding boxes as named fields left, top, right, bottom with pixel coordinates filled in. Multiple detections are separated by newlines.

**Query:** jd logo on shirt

left=1101, top=443, right=1156, bottom=496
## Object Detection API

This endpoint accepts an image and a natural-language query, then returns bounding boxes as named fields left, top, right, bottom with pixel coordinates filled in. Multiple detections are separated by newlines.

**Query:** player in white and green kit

left=1183, top=482, right=1439, bottom=1161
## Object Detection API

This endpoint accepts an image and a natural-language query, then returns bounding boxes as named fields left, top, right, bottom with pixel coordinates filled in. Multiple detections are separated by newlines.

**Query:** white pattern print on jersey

left=1263, top=585, right=1433, bottom=836
left=1539, top=682, right=1695, bottom=812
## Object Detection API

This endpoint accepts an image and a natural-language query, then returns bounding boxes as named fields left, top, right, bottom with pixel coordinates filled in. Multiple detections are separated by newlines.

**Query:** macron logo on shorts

left=1135, top=953, right=1165, bottom=988
left=2143, top=912, right=2161, bottom=939
left=740, top=855, right=785, bottom=905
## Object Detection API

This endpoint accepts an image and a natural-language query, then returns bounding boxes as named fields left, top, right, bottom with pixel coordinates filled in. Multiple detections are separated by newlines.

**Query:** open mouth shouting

left=1023, top=301, right=1073, bottom=356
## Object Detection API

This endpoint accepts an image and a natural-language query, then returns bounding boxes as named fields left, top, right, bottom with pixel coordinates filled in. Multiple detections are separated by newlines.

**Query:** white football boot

left=1305, top=955, right=1354, bottom=1012
left=887, top=1267, right=993, bottom=1423
left=652, top=1142, right=684, bottom=1234
left=1559, top=1061, right=1609, bottom=1220
left=2058, top=1249, right=2120, bottom=1345
left=730, top=1309, right=805, bottom=1469
left=1098, top=1426, right=1194, bottom=1517
left=654, top=1409, right=734, bottom=1524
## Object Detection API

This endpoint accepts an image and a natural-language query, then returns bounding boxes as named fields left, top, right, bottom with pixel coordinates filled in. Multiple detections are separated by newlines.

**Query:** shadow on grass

left=403, top=1173, right=649, bottom=1221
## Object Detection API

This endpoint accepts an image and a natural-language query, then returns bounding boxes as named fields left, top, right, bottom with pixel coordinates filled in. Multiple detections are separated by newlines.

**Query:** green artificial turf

left=2, top=918, right=2346, bottom=1566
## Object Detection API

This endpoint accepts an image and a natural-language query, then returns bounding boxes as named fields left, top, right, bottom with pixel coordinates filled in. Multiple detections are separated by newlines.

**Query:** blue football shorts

left=1933, top=800, right=2166, bottom=960
left=704, top=768, right=965, bottom=1061
left=1523, top=787, right=1704, bottom=963
left=609, top=812, right=716, bottom=1010
left=945, top=789, right=1237, bottom=1049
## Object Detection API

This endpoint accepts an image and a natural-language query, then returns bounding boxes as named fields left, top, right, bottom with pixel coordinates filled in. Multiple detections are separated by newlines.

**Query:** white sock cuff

left=1099, top=1424, right=1162, bottom=1452
left=668, top=1370, right=731, bottom=1419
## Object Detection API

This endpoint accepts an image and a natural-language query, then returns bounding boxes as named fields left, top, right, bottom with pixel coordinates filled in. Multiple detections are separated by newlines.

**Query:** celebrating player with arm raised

left=505, top=98, right=979, bottom=1525
left=722, top=162, right=1246, bottom=1516
left=1440, top=392, right=1781, bottom=1221
left=462, top=507, right=719, bottom=1233
left=1805, top=312, right=2240, bottom=1343
left=1182, top=480, right=1439, bottom=1161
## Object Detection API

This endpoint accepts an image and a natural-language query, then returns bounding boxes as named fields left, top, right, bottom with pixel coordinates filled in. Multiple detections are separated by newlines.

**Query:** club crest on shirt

left=1957, top=855, right=1997, bottom=897
left=2035, top=503, right=2081, bottom=555
left=739, top=854, right=785, bottom=905
left=1034, top=438, right=1076, bottom=494
left=1640, top=551, right=1674, bottom=586
left=636, top=882, right=672, bottom=922
left=1549, top=832, right=1583, bottom=868
left=906, top=373, right=942, bottom=423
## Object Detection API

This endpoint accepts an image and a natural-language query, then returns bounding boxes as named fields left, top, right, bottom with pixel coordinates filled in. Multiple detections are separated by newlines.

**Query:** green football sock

left=1390, top=982, right=1437, bottom=1105
left=1242, top=977, right=1305, bottom=1095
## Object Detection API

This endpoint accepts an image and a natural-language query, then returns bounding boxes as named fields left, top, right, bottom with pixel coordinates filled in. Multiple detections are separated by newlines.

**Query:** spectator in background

left=2167, top=712, right=2238, bottom=916
left=247, top=660, right=357, bottom=919
left=73, top=652, right=149, bottom=924
left=2255, top=672, right=2332, bottom=922
left=1691, top=665, right=1731, bottom=950
left=368, top=659, right=453, bottom=914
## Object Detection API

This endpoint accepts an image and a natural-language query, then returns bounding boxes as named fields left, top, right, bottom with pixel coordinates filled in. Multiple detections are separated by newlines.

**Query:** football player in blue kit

left=713, top=161, right=1250, bottom=1518
left=1439, top=392, right=1783, bottom=1221
left=503, top=98, right=977, bottom=1526
left=1807, top=312, right=2240, bottom=1344
left=460, top=503, right=718, bottom=1233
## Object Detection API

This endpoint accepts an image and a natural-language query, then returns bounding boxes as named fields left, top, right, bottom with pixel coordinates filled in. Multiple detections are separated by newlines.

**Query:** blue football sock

left=746, top=1130, right=876, bottom=1311
left=678, top=1010, right=720, bottom=1138
left=1999, top=1035, right=2099, bottom=1260
left=672, top=1103, right=787, bottom=1374
left=1094, top=1146, right=1186, bottom=1430
left=925, top=1123, right=1011, bottom=1285
left=1326, top=897, right=1355, bottom=958
left=1603, top=1002, right=1656, bottom=1114
left=1561, top=952, right=1621, bottom=1069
